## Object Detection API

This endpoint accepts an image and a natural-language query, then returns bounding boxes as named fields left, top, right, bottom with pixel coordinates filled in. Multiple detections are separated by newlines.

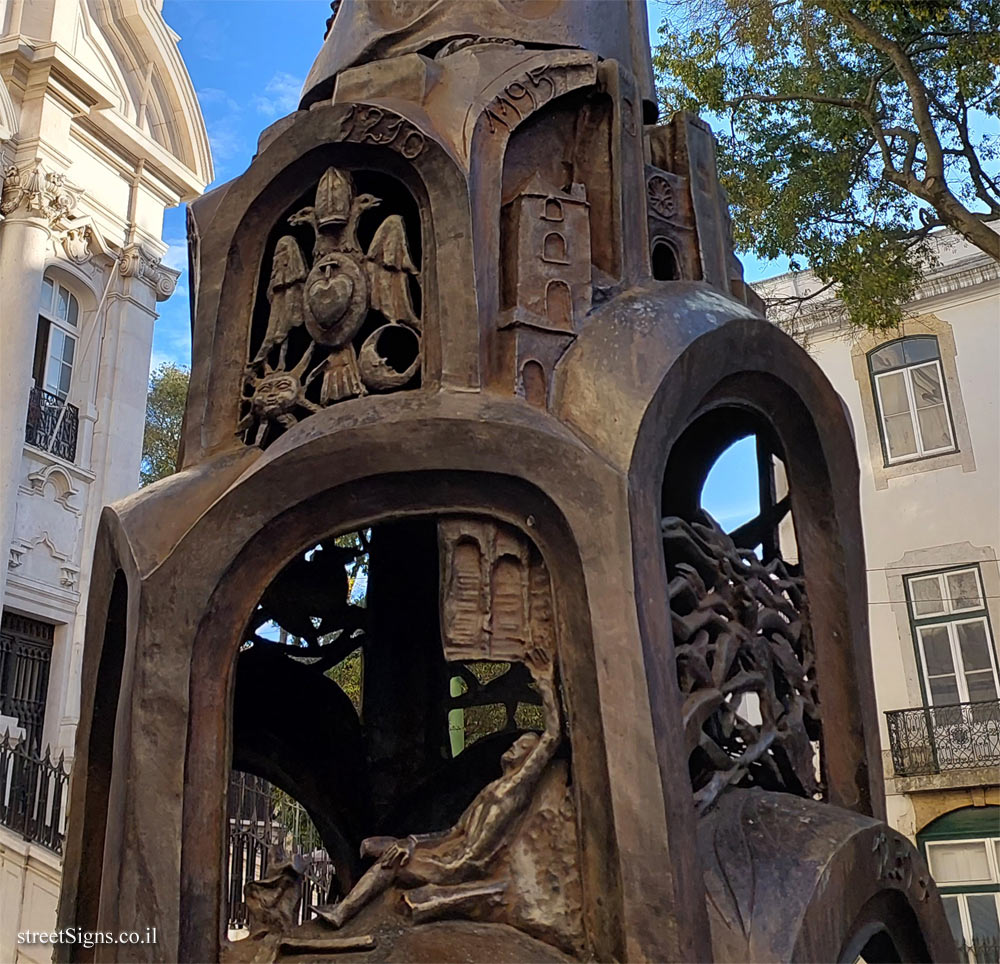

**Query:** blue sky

left=156, top=0, right=762, bottom=525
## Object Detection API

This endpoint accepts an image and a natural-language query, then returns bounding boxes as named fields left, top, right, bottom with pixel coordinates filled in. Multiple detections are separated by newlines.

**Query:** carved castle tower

left=59, top=3, right=955, bottom=962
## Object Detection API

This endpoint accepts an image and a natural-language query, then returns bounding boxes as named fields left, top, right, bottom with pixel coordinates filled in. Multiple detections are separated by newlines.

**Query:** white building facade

left=0, top=1, right=209, bottom=956
left=758, top=229, right=1000, bottom=957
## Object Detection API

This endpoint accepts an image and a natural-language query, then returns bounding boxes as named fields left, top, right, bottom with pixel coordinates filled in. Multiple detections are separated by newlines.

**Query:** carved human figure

left=315, top=646, right=561, bottom=929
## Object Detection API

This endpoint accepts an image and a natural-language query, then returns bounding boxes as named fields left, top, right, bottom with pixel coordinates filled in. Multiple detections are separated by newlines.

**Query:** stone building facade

left=0, top=1, right=209, bottom=957
left=756, top=227, right=1000, bottom=954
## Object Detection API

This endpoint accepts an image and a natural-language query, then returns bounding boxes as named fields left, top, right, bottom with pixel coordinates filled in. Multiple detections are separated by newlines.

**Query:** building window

left=868, top=336, right=956, bottom=464
left=33, top=276, right=80, bottom=399
left=923, top=833, right=1000, bottom=958
left=906, top=566, right=999, bottom=709
left=25, top=276, right=81, bottom=462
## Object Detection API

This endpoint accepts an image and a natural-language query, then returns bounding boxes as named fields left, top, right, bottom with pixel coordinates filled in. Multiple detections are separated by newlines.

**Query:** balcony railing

left=960, top=937, right=1000, bottom=964
left=25, top=385, right=78, bottom=462
left=886, top=699, right=1000, bottom=777
left=0, top=730, right=69, bottom=854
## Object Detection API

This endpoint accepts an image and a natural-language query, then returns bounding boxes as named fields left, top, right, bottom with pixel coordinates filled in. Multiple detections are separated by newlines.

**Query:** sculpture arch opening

left=660, top=405, right=818, bottom=813
left=69, top=569, right=128, bottom=947
left=223, top=512, right=584, bottom=954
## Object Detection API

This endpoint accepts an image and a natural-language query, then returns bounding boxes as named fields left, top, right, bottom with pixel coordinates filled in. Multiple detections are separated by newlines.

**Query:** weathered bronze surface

left=59, top=1, right=955, bottom=961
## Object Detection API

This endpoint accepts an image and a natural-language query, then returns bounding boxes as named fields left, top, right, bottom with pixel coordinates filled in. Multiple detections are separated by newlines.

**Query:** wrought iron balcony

left=25, top=385, right=78, bottom=462
left=886, top=699, right=1000, bottom=777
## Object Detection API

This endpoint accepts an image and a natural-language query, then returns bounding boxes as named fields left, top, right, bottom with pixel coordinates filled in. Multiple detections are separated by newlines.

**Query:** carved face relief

left=252, top=372, right=299, bottom=417
left=240, top=165, right=423, bottom=448
left=501, top=732, right=540, bottom=772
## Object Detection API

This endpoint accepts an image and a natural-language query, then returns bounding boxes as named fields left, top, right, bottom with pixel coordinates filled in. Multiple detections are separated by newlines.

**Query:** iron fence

left=25, top=386, right=79, bottom=462
left=0, top=730, right=69, bottom=854
left=225, top=771, right=334, bottom=933
left=885, top=699, right=1000, bottom=777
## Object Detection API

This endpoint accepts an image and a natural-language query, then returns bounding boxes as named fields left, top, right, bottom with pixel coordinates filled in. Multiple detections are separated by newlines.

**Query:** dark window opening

left=651, top=239, right=680, bottom=281
left=0, top=610, right=54, bottom=754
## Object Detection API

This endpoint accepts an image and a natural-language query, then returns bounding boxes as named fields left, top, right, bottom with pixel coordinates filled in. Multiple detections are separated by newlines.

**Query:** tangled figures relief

left=239, top=166, right=422, bottom=447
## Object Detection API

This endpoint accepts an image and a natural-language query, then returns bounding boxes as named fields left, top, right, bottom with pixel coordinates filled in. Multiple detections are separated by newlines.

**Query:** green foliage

left=269, top=786, right=324, bottom=853
left=140, top=362, right=189, bottom=486
left=327, top=647, right=363, bottom=715
left=455, top=662, right=544, bottom=751
left=653, top=0, right=1000, bottom=330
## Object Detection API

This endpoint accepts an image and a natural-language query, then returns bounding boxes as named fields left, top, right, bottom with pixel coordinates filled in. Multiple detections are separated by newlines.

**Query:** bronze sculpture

left=59, top=1, right=956, bottom=960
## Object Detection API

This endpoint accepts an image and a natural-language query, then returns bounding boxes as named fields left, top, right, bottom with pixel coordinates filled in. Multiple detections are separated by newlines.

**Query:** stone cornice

left=757, top=252, right=1000, bottom=337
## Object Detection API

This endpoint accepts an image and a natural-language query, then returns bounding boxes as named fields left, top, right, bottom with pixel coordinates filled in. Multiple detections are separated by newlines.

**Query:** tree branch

left=727, top=91, right=864, bottom=111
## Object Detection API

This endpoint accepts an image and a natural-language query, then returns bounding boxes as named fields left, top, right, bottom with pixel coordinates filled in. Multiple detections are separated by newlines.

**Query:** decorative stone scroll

left=661, top=511, right=821, bottom=814
left=240, top=165, right=423, bottom=447
left=119, top=243, right=179, bottom=301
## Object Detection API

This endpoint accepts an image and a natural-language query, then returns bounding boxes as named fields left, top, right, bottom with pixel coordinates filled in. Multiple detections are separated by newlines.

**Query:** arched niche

left=177, top=469, right=618, bottom=962
left=181, top=102, right=477, bottom=466
left=237, top=162, right=424, bottom=448
left=627, top=318, right=883, bottom=823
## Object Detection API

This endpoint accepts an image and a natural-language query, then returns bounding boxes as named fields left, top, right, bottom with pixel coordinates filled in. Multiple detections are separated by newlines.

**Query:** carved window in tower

left=545, top=280, right=572, bottom=330
left=543, top=198, right=563, bottom=222
left=239, top=166, right=423, bottom=448
left=542, top=232, right=568, bottom=265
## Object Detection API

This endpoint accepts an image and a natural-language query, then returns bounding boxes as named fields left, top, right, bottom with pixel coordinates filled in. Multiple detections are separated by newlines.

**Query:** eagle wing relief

left=357, top=213, right=423, bottom=391
left=365, top=214, right=420, bottom=330
left=239, top=167, right=424, bottom=447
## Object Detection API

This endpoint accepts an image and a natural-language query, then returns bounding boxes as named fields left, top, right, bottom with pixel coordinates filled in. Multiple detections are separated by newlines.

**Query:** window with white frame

left=32, top=276, right=80, bottom=399
left=925, top=837, right=1000, bottom=956
left=906, top=567, right=999, bottom=708
left=869, top=336, right=956, bottom=464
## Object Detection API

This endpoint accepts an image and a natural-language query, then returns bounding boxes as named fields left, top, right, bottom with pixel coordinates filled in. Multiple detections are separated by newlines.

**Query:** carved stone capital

left=0, top=159, right=81, bottom=226
left=119, top=243, right=180, bottom=301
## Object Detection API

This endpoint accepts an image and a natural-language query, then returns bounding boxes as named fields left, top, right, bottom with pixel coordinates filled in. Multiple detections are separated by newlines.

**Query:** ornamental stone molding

left=0, top=158, right=81, bottom=226
left=61, top=226, right=94, bottom=265
left=119, top=242, right=180, bottom=301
